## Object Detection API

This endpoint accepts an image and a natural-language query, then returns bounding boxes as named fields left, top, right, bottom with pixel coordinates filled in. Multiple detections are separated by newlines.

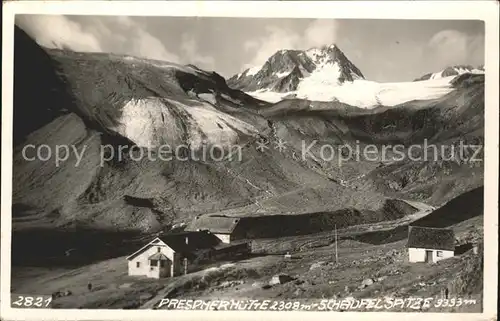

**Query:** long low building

left=185, top=214, right=245, bottom=243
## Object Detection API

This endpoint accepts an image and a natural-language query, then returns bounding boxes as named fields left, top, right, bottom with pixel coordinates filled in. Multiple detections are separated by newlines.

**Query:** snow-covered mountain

left=228, top=44, right=364, bottom=94
left=229, top=46, right=484, bottom=109
left=414, top=65, right=485, bottom=81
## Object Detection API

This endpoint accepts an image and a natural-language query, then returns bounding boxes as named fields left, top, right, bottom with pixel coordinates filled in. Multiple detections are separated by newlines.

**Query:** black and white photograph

left=1, top=1, right=498, bottom=320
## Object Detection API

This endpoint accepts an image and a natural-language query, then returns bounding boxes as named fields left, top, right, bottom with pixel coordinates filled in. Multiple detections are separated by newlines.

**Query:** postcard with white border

left=1, top=1, right=498, bottom=321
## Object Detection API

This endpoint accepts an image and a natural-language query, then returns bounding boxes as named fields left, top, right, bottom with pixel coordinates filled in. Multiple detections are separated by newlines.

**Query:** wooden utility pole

left=335, top=224, right=338, bottom=264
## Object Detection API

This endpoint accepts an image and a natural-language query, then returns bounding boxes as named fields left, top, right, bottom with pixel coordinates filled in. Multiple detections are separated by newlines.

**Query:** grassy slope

left=12, top=194, right=483, bottom=311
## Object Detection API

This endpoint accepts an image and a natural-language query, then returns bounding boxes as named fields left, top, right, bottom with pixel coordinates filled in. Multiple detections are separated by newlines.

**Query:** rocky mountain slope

left=13, top=26, right=408, bottom=236
left=258, top=72, right=484, bottom=206
left=12, top=24, right=483, bottom=244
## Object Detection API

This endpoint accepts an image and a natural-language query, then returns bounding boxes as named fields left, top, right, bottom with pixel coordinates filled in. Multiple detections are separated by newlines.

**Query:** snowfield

left=247, top=76, right=458, bottom=109
left=114, top=98, right=183, bottom=148
left=296, top=62, right=343, bottom=93
left=114, top=97, right=258, bottom=149
left=246, top=89, right=292, bottom=104
left=178, top=99, right=258, bottom=149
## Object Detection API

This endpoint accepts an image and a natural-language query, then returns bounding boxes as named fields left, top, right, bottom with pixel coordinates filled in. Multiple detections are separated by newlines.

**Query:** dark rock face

left=227, top=45, right=364, bottom=93
left=272, top=66, right=304, bottom=92
left=13, top=26, right=74, bottom=143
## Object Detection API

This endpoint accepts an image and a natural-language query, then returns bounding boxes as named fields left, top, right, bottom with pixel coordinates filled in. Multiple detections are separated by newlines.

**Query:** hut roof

left=185, top=215, right=242, bottom=234
left=159, top=231, right=220, bottom=253
left=126, top=231, right=221, bottom=261
left=407, top=226, right=455, bottom=251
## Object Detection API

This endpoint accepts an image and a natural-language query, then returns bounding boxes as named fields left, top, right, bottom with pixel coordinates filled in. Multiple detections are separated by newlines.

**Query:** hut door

left=425, top=250, right=433, bottom=263
left=167, top=260, right=172, bottom=277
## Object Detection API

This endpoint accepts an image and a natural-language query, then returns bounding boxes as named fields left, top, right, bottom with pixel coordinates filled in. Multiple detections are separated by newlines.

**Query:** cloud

left=129, top=28, right=179, bottom=62
left=16, top=15, right=102, bottom=52
left=243, top=26, right=301, bottom=69
left=427, top=29, right=484, bottom=67
left=15, top=16, right=338, bottom=74
left=304, top=19, right=339, bottom=48
left=16, top=15, right=179, bottom=62
left=243, top=19, right=339, bottom=68
left=180, top=34, right=216, bottom=70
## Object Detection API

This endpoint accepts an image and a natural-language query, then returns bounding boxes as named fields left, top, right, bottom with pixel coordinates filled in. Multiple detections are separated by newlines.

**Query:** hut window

left=436, top=251, right=443, bottom=257
left=136, top=262, right=140, bottom=268
left=157, top=247, right=161, bottom=252
left=150, top=259, right=158, bottom=267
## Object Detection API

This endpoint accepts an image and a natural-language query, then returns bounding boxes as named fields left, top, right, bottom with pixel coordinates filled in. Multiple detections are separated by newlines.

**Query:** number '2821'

left=11, top=295, right=52, bottom=308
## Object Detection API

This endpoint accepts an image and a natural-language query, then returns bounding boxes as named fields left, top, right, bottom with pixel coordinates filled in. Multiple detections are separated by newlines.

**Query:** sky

left=15, top=15, right=485, bottom=82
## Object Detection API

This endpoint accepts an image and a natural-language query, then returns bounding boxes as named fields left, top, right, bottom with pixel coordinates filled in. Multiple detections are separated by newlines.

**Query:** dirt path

left=250, top=198, right=436, bottom=254
left=344, top=198, right=435, bottom=233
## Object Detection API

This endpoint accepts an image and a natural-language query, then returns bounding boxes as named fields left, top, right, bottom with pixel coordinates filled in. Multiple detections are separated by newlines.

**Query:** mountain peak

left=228, top=44, right=363, bottom=93
left=414, top=64, right=485, bottom=81
left=307, top=43, right=337, bottom=51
